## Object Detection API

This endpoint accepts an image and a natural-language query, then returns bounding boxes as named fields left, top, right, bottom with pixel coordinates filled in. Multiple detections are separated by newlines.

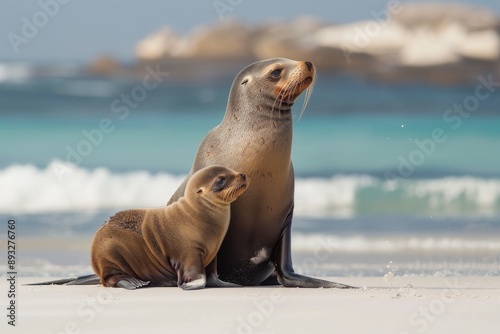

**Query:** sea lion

left=91, top=165, right=248, bottom=290
left=168, top=58, right=353, bottom=288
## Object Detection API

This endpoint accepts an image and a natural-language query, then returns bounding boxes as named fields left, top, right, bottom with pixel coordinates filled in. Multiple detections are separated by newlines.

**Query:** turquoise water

left=1, top=75, right=499, bottom=176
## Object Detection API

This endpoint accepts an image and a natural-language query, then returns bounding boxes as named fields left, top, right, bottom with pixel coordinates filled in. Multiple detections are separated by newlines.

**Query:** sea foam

left=1, top=161, right=500, bottom=216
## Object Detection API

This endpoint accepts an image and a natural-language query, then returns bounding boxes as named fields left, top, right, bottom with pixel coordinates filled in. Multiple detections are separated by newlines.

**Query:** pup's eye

left=212, top=177, right=226, bottom=192
left=270, top=69, right=282, bottom=78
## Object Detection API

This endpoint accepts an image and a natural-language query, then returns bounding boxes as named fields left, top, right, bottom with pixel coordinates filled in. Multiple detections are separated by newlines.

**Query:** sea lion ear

left=241, top=78, right=249, bottom=85
left=197, top=188, right=203, bottom=194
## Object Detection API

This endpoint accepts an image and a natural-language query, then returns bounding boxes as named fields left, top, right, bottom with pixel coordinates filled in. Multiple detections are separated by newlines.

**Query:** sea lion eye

left=270, top=69, right=282, bottom=78
left=212, top=177, right=226, bottom=192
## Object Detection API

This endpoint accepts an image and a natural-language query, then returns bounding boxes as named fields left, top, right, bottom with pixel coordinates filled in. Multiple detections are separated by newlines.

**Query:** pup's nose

left=305, top=61, right=313, bottom=71
left=240, top=173, right=246, bottom=181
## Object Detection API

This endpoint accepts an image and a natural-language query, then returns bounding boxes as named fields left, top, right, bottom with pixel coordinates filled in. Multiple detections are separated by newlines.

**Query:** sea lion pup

left=168, top=58, right=353, bottom=288
left=91, top=165, right=248, bottom=290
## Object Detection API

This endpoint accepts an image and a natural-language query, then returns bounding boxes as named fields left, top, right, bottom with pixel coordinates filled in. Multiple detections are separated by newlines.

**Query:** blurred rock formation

left=129, top=3, right=500, bottom=84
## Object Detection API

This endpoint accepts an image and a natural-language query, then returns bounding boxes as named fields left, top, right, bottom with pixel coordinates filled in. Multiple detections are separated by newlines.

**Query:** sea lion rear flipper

left=25, top=274, right=100, bottom=286
left=206, top=277, right=241, bottom=287
left=205, top=257, right=241, bottom=287
left=116, top=277, right=150, bottom=290
left=275, top=212, right=356, bottom=289
left=259, top=272, right=280, bottom=286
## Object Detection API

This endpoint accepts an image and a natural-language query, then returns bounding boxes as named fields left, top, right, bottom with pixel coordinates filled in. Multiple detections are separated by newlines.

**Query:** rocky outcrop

left=133, top=3, right=500, bottom=84
left=187, top=20, right=254, bottom=60
left=392, top=3, right=497, bottom=31
left=135, top=27, right=183, bottom=60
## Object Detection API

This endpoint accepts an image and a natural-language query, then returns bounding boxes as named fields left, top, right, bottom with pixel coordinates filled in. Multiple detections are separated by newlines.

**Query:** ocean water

left=1, top=65, right=499, bottom=278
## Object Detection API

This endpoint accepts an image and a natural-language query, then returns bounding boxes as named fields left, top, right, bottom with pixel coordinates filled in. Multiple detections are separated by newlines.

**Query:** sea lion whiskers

left=270, top=82, right=289, bottom=114
left=298, top=71, right=316, bottom=121
left=221, top=186, right=238, bottom=203
left=270, top=64, right=312, bottom=122
left=220, top=179, right=248, bottom=203
left=270, top=73, right=297, bottom=123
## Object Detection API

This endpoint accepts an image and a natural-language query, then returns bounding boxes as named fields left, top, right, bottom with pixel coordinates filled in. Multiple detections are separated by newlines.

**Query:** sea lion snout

left=191, top=166, right=249, bottom=204
left=304, top=61, right=313, bottom=71
left=238, top=172, right=248, bottom=189
left=300, top=60, right=315, bottom=82
left=272, top=59, right=316, bottom=103
left=224, top=171, right=249, bottom=202
left=238, top=174, right=248, bottom=192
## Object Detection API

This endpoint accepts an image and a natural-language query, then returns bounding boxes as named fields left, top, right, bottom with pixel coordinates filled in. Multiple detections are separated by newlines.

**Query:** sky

left=1, top=0, right=499, bottom=63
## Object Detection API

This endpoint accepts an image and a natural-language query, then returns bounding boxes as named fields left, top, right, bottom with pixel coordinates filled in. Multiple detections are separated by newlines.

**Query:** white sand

left=2, top=276, right=499, bottom=334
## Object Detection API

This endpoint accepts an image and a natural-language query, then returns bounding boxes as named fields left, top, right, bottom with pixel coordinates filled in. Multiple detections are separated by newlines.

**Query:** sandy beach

left=1, top=276, right=499, bottom=334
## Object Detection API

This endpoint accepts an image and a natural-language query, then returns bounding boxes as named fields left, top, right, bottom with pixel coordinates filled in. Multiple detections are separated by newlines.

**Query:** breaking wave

left=1, top=161, right=500, bottom=217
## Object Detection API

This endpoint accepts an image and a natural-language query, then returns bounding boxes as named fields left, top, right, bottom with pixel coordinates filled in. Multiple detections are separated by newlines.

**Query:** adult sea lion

left=168, top=58, right=352, bottom=288
left=91, top=165, right=248, bottom=290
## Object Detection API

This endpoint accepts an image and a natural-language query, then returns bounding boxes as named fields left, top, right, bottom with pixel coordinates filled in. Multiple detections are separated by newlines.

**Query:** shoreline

left=6, top=232, right=500, bottom=278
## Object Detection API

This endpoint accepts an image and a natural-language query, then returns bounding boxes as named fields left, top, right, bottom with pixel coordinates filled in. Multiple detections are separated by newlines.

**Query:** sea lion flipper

left=179, top=274, right=207, bottom=290
left=116, top=277, right=150, bottom=290
left=278, top=272, right=356, bottom=289
left=276, top=215, right=357, bottom=289
left=178, top=257, right=207, bottom=290
left=25, top=274, right=100, bottom=286
left=206, top=277, right=241, bottom=288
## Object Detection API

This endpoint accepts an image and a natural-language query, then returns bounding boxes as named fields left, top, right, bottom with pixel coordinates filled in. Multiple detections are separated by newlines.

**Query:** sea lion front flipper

left=178, top=257, right=207, bottom=290
left=116, top=277, right=150, bottom=290
left=275, top=211, right=356, bottom=289
left=205, top=257, right=242, bottom=288
left=179, top=274, right=207, bottom=290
